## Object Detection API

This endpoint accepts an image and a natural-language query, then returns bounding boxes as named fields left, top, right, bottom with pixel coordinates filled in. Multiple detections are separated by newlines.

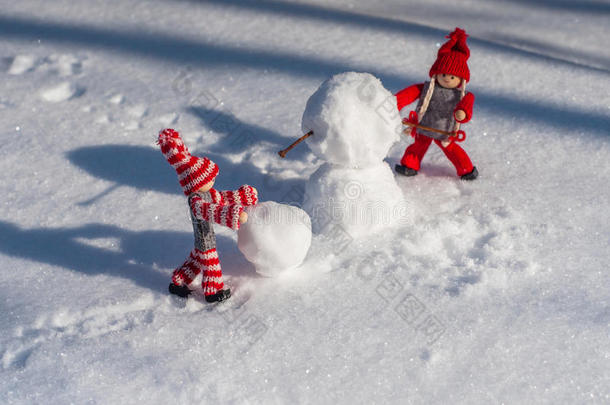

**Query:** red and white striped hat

left=158, top=128, right=219, bottom=195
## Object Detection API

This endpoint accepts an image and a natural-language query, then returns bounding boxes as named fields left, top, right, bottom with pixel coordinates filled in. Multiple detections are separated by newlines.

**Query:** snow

left=0, top=0, right=608, bottom=404
left=7, top=54, right=37, bottom=75
left=238, top=201, right=312, bottom=276
left=304, top=162, right=406, bottom=236
left=301, top=72, right=405, bottom=237
left=39, top=81, right=81, bottom=102
left=302, top=72, right=400, bottom=168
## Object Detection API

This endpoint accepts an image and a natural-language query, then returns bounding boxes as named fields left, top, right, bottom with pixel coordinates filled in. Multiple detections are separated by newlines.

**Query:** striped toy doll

left=158, top=128, right=258, bottom=302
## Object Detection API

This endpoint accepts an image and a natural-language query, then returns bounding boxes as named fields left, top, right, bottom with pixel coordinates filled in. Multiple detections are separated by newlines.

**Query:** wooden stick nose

left=277, top=130, right=314, bottom=158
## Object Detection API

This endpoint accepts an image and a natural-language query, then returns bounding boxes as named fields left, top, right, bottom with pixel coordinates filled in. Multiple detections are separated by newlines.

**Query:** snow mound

left=47, top=54, right=83, bottom=77
left=108, top=93, right=124, bottom=104
left=304, top=163, right=407, bottom=237
left=40, top=82, right=81, bottom=102
left=301, top=72, right=401, bottom=168
left=238, top=201, right=312, bottom=276
left=8, top=55, right=37, bottom=75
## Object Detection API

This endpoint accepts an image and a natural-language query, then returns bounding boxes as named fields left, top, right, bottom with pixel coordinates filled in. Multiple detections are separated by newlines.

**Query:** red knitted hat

left=429, top=28, right=470, bottom=82
left=157, top=128, right=218, bottom=195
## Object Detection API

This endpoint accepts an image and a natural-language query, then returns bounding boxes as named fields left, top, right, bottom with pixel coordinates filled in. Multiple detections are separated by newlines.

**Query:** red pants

left=401, top=134, right=474, bottom=176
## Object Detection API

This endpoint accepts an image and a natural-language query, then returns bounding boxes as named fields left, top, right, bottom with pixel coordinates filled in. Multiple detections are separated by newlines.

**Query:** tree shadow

left=196, top=148, right=310, bottom=208
left=67, top=144, right=181, bottom=200
left=485, top=32, right=609, bottom=70
left=475, top=93, right=610, bottom=138
left=179, top=0, right=609, bottom=74
left=0, top=8, right=610, bottom=145
left=66, top=141, right=309, bottom=221
left=186, top=106, right=313, bottom=161
left=0, top=14, right=404, bottom=84
left=182, top=0, right=441, bottom=36
left=0, top=220, right=256, bottom=292
left=66, top=143, right=277, bottom=205
left=0, top=221, right=180, bottom=292
left=497, top=0, right=610, bottom=13
left=2, top=11, right=606, bottom=141
left=187, top=106, right=281, bottom=151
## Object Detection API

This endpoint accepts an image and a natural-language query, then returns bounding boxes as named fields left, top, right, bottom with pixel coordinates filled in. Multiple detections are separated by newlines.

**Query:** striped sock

left=171, top=248, right=205, bottom=287
left=200, top=248, right=224, bottom=296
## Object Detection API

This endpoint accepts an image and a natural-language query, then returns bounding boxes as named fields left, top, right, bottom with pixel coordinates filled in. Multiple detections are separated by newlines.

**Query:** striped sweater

left=188, top=185, right=258, bottom=251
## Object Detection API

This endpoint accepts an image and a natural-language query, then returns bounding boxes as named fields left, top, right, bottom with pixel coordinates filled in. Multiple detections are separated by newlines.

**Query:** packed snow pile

left=238, top=201, right=312, bottom=276
left=301, top=72, right=406, bottom=237
left=302, top=72, right=401, bottom=168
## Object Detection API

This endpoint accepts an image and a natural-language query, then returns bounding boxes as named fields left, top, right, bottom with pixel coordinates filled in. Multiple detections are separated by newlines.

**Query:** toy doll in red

left=395, top=27, right=478, bottom=180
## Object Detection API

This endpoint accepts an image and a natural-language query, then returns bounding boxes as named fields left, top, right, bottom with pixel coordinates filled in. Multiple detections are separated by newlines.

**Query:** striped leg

left=200, top=248, right=225, bottom=296
left=171, top=248, right=205, bottom=287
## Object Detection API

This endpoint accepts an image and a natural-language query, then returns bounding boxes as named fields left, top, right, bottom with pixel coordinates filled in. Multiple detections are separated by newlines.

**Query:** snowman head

left=301, top=72, right=401, bottom=169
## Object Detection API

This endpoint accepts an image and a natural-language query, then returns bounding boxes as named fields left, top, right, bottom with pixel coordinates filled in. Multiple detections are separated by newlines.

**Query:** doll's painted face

left=197, top=179, right=215, bottom=193
left=436, top=74, right=462, bottom=89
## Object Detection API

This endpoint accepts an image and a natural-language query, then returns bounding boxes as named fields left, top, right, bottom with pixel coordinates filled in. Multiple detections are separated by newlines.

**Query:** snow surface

left=0, top=0, right=609, bottom=404
left=238, top=201, right=312, bottom=276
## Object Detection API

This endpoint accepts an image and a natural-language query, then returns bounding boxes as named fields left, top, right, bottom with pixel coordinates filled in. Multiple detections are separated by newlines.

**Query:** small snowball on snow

left=158, top=112, right=179, bottom=126
left=301, top=72, right=401, bottom=168
left=124, top=121, right=141, bottom=131
left=109, top=93, right=125, bottom=105
left=8, top=54, right=38, bottom=75
left=238, top=201, right=312, bottom=277
left=52, top=54, right=83, bottom=77
left=127, top=104, right=149, bottom=119
left=40, top=82, right=81, bottom=102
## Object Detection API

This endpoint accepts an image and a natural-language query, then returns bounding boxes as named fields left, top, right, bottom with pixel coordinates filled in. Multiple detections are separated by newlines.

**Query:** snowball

left=8, top=54, right=37, bottom=75
left=304, top=162, right=407, bottom=237
left=238, top=201, right=312, bottom=276
left=40, top=82, right=81, bottom=102
left=301, top=72, right=401, bottom=168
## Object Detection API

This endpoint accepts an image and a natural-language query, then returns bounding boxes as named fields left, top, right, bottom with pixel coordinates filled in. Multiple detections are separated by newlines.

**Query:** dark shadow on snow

left=189, top=146, right=309, bottom=206
left=485, top=32, right=610, bottom=70
left=66, top=142, right=308, bottom=210
left=179, top=0, right=610, bottom=74
left=475, top=93, right=610, bottom=138
left=67, top=144, right=182, bottom=198
left=1, top=14, right=608, bottom=137
left=498, top=0, right=610, bottom=13
left=187, top=106, right=285, bottom=153
left=0, top=221, right=256, bottom=292
left=186, top=106, right=313, bottom=161
left=0, top=14, right=399, bottom=84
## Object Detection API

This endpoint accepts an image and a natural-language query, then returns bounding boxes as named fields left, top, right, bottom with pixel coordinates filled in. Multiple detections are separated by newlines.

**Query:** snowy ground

left=1, top=0, right=609, bottom=403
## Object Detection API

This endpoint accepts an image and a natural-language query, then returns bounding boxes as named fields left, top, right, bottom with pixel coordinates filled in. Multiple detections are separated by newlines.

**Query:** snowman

left=238, top=72, right=405, bottom=277
left=301, top=72, right=407, bottom=238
